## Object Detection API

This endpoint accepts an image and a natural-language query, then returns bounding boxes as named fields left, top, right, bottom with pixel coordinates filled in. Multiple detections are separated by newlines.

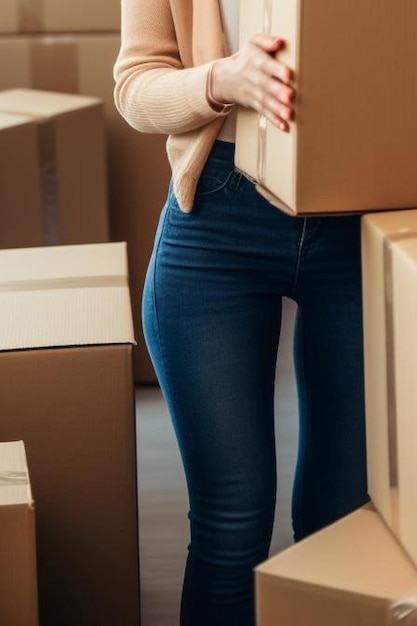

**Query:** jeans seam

left=198, top=169, right=235, bottom=197
left=291, top=218, right=307, bottom=294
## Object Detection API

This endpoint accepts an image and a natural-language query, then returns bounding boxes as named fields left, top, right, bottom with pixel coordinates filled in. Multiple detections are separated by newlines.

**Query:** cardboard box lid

left=0, top=88, right=102, bottom=118
left=0, top=111, right=34, bottom=130
left=257, top=506, right=417, bottom=601
left=391, top=235, right=417, bottom=268
left=0, top=242, right=135, bottom=350
left=0, top=441, right=32, bottom=506
left=362, top=209, right=417, bottom=239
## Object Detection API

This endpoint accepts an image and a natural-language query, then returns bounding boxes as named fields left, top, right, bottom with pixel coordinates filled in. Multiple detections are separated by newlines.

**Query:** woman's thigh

left=142, top=141, right=307, bottom=558
left=143, top=174, right=284, bottom=540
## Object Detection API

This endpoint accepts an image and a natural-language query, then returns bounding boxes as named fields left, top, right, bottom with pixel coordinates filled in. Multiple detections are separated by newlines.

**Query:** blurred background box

left=0, top=112, right=43, bottom=248
left=256, top=505, right=417, bottom=626
left=236, top=0, right=417, bottom=216
left=0, top=243, right=140, bottom=626
left=362, top=209, right=417, bottom=567
left=0, top=88, right=109, bottom=247
left=0, top=0, right=120, bottom=34
left=0, top=33, right=170, bottom=383
left=0, top=441, right=39, bottom=626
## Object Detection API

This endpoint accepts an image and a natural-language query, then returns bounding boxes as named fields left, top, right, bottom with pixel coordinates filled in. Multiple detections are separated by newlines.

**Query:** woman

left=114, top=1, right=369, bottom=624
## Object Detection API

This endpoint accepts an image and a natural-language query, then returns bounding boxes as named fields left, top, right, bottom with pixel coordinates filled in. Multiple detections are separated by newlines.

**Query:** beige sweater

left=113, top=0, right=233, bottom=213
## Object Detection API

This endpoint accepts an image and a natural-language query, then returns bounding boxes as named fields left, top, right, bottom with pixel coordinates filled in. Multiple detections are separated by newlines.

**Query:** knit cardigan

left=113, top=0, right=233, bottom=213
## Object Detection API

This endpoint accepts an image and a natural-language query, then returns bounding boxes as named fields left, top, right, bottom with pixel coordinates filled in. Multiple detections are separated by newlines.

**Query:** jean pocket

left=195, top=166, right=235, bottom=198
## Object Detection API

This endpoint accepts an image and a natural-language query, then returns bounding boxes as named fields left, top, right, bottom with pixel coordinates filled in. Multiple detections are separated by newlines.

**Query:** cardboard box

left=0, top=112, right=43, bottom=248
left=0, top=88, right=109, bottom=248
left=0, top=34, right=170, bottom=382
left=236, top=0, right=417, bottom=216
left=256, top=505, right=417, bottom=626
left=0, top=441, right=39, bottom=626
left=0, top=0, right=120, bottom=34
left=362, top=209, right=417, bottom=566
left=0, top=243, right=140, bottom=626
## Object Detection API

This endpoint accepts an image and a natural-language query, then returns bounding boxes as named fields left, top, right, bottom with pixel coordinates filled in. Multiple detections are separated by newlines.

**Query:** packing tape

left=0, top=111, right=61, bottom=245
left=30, top=39, right=80, bottom=244
left=383, top=231, right=417, bottom=531
left=8, top=38, right=79, bottom=242
left=256, top=0, right=273, bottom=186
left=0, top=470, right=29, bottom=486
left=0, top=275, right=128, bottom=292
left=37, top=119, right=59, bottom=245
left=18, top=0, right=44, bottom=32
left=388, top=590, right=417, bottom=624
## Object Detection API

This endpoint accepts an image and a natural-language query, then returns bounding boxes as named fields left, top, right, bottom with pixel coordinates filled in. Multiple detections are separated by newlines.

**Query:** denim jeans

left=142, top=140, right=369, bottom=626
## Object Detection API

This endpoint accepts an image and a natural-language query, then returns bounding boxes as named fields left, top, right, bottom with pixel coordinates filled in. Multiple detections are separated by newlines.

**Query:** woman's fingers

left=209, top=33, right=295, bottom=132
left=249, top=34, right=292, bottom=84
left=249, top=68, right=294, bottom=122
left=250, top=88, right=294, bottom=130
left=247, top=38, right=294, bottom=131
left=249, top=32, right=284, bottom=53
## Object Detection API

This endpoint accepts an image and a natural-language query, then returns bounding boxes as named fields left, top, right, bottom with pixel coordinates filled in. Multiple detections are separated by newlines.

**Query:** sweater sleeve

left=113, top=0, right=228, bottom=135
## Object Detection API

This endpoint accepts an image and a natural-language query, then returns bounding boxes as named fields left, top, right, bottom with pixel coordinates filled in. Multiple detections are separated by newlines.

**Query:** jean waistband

left=209, top=139, right=236, bottom=164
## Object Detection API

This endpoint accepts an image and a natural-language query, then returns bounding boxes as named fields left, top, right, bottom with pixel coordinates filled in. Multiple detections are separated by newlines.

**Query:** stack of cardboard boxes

left=235, top=0, right=417, bottom=623
left=0, top=242, right=140, bottom=626
left=0, top=2, right=167, bottom=622
left=253, top=212, right=417, bottom=625
left=0, top=4, right=148, bottom=622
left=0, top=0, right=171, bottom=382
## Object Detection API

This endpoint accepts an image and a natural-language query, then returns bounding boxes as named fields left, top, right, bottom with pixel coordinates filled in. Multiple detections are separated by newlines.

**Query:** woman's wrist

left=206, top=61, right=234, bottom=114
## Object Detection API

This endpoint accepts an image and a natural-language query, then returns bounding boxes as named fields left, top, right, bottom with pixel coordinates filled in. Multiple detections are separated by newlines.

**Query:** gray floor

left=136, top=298, right=299, bottom=626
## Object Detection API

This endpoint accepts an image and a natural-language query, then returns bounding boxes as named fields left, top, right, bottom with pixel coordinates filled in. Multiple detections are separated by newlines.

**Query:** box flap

left=362, top=209, right=417, bottom=237
left=257, top=507, right=417, bottom=601
left=0, top=441, right=32, bottom=506
left=0, top=88, right=101, bottom=117
left=0, top=111, right=33, bottom=130
left=0, top=242, right=135, bottom=350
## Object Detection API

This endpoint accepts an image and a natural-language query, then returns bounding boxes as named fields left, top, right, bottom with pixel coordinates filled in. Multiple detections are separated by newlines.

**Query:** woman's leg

left=143, top=203, right=280, bottom=625
left=291, top=215, right=370, bottom=541
left=142, top=141, right=306, bottom=625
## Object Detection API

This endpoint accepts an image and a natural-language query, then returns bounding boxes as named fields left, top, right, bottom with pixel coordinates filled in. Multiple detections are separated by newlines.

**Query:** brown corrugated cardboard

left=0, top=88, right=109, bottom=248
left=236, top=0, right=417, bottom=216
left=0, top=0, right=120, bottom=33
left=0, top=34, right=170, bottom=382
left=256, top=505, right=417, bottom=626
left=362, top=209, right=417, bottom=567
left=0, top=441, right=39, bottom=626
left=0, top=243, right=140, bottom=626
left=0, top=112, right=43, bottom=248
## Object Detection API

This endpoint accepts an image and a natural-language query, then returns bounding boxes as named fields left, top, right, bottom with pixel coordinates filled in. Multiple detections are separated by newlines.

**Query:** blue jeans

left=142, top=140, right=369, bottom=626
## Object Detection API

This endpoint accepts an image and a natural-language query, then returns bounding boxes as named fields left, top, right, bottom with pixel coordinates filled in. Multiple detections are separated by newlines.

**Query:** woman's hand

left=210, top=33, right=295, bottom=132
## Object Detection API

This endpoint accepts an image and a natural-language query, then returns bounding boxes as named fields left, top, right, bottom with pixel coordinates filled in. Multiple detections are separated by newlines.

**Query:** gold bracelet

left=206, top=62, right=234, bottom=114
